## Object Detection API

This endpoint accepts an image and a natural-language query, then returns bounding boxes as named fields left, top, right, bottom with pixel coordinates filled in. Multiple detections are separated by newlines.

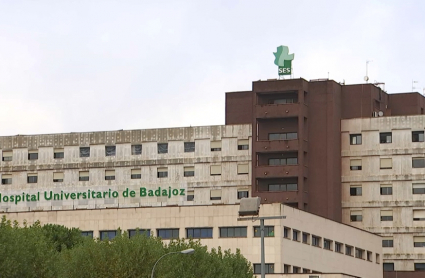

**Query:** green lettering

left=44, top=191, right=53, bottom=200
left=140, top=188, right=147, bottom=197
left=172, top=189, right=178, bottom=196
left=96, top=192, right=102, bottom=198
left=148, top=190, right=154, bottom=197
left=130, top=190, right=135, bottom=197
left=30, top=195, right=37, bottom=201
left=70, top=193, right=76, bottom=199
left=162, top=189, right=167, bottom=196
left=180, top=189, right=185, bottom=196
left=77, top=192, right=82, bottom=199
left=64, top=192, right=70, bottom=199
left=103, top=191, right=108, bottom=198
left=14, top=195, right=21, bottom=205
left=123, top=188, right=129, bottom=197
left=112, top=191, right=118, bottom=198
left=54, top=193, right=60, bottom=200
left=155, top=188, right=161, bottom=197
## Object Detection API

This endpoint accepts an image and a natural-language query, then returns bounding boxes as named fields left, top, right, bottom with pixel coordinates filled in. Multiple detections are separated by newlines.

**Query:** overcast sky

left=0, top=0, right=424, bottom=136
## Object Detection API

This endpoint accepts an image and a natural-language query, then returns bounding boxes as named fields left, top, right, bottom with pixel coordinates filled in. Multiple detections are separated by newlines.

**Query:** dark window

left=27, top=175, right=38, bottom=183
left=335, top=242, right=343, bottom=253
left=253, top=264, right=274, bottom=274
left=184, top=142, right=195, bottom=152
left=238, top=145, right=249, bottom=150
left=186, top=228, right=213, bottom=238
left=79, top=172, right=89, bottom=181
left=186, top=194, right=194, bottom=201
left=54, top=152, right=64, bottom=159
left=2, top=156, right=12, bottom=161
left=324, top=239, right=331, bottom=250
left=268, top=132, right=297, bottom=140
left=81, top=231, right=93, bottom=238
left=268, top=157, right=298, bottom=165
left=414, top=239, right=425, bottom=247
left=350, top=186, right=362, bottom=196
left=105, top=146, right=116, bottom=156
left=128, top=229, right=150, bottom=237
left=157, top=168, right=168, bottom=178
left=79, top=177, right=89, bottom=181
left=2, top=151, right=12, bottom=161
left=219, top=227, right=247, bottom=238
left=158, top=143, right=168, bottom=154
left=105, top=171, right=115, bottom=180
left=292, top=229, right=300, bottom=241
left=28, top=153, right=38, bottom=160
left=345, top=245, right=353, bottom=256
left=1, top=176, right=12, bottom=185
left=312, top=235, right=320, bottom=247
left=184, top=167, right=195, bottom=177
left=413, top=158, right=425, bottom=168
left=267, top=183, right=298, bottom=192
left=131, top=145, right=142, bottom=155
left=254, top=226, right=274, bottom=237
left=383, top=263, right=394, bottom=271
left=381, top=215, right=393, bottom=221
left=80, top=147, right=90, bottom=158
left=350, top=134, right=362, bottom=145
left=380, top=132, right=392, bottom=144
left=131, top=169, right=141, bottom=179
left=415, top=263, right=425, bottom=271
left=270, top=98, right=296, bottom=104
left=284, top=227, right=290, bottom=239
left=350, top=214, right=362, bottom=222
left=100, top=230, right=117, bottom=241
left=237, top=191, right=249, bottom=199
left=283, top=264, right=290, bottom=273
left=157, top=228, right=179, bottom=239
left=293, top=266, right=300, bottom=273
left=412, top=131, right=424, bottom=142
left=302, top=268, right=310, bottom=273
left=355, top=248, right=364, bottom=259
left=380, top=186, right=392, bottom=195
left=382, top=239, right=394, bottom=247
left=367, top=251, right=372, bottom=261
left=413, top=184, right=425, bottom=194
left=302, top=232, right=309, bottom=244
left=210, top=141, right=222, bottom=152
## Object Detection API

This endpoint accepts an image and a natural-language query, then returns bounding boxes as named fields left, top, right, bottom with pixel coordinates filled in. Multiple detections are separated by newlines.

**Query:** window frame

left=157, top=143, right=168, bottom=154
left=379, top=132, right=392, bottom=144
left=131, top=145, right=142, bottom=155
left=80, top=147, right=90, bottom=158
left=105, top=146, right=116, bottom=157
left=254, top=226, right=275, bottom=237
left=350, top=134, right=362, bottom=145
left=186, top=227, right=213, bottom=239
left=157, top=228, right=179, bottom=239
left=219, top=226, right=247, bottom=238
left=184, top=142, right=195, bottom=153
left=412, top=131, right=424, bottom=142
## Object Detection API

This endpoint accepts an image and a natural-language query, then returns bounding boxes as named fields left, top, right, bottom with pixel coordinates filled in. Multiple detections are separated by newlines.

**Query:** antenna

left=412, top=80, right=419, bottom=91
left=365, top=60, right=372, bottom=83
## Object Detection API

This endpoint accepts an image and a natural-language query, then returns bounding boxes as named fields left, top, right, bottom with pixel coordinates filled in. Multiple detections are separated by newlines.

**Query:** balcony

left=255, top=165, right=301, bottom=179
left=256, top=139, right=299, bottom=153
left=255, top=103, right=305, bottom=119
left=254, top=190, right=300, bottom=204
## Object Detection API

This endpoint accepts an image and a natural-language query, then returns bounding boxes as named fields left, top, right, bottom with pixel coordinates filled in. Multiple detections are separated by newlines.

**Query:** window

left=237, top=164, right=249, bottom=174
left=293, top=266, right=300, bottom=273
left=414, top=263, right=425, bottom=271
left=350, top=134, right=362, bottom=145
left=27, top=173, right=38, bottom=183
left=380, top=158, right=392, bottom=169
left=268, top=132, right=297, bottom=140
left=254, top=226, right=274, bottom=237
left=157, top=167, right=168, bottom=178
left=382, top=237, right=394, bottom=247
left=237, top=190, right=249, bottom=199
left=302, top=232, right=310, bottom=244
left=79, top=171, right=89, bottom=181
left=284, top=227, right=290, bottom=239
left=157, top=228, right=179, bottom=239
left=380, top=132, right=392, bottom=143
left=413, top=184, right=425, bottom=194
left=345, top=245, right=353, bottom=256
left=376, top=253, right=380, bottom=264
left=210, top=165, right=221, bottom=176
left=131, top=145, right=142, bottom=155
left=131, top=169, right=141, bottom=179
left=157, top=143, right=168, bottom=154
left=28, top=150, right=38, bottom=160
left=412, top=131, right=424, bottom=142
left=292, top=229, right=300, bottom=241
left=350, top=185, right=362, bottom=196
left=414, top=236, right=425, bottom=247
left=237, top=139, right=249, bottom=150
left=350, top=210, right=362, bottom=222
left=53, top=172, right=64, bottom=182
left=81, top=231, right=93, bottom=238
left=210, top=189, right=221, bottom=201
left=324, top=239, right=332, bottom=250
left=184, top=142, right=195, bottom=152
left=210, top=141, right=222, bottom=152
left=350, top=159, right=362, bottom=170
left=355, top=248, right=364, bottom=259
left=303, top=268, right=310, bottom=273
left=100, top=230, right=117, bottom=241
left=220, top=227, right=247, bottom=238
left=1, top=174, right=12, bottom=185
left=312, top=235, right=321, bottom=247
left=128, top=229, right=150, bottom=237
left=413, top=210, right=425, bottom=221
left=105, top=170, right=115, bottom=180
left=253, top=264, right=274, bottom=274
left=383, top=263, right=394, bottom=271
left=367, top=251, right=372, bottom=261
left=183, top=166, right=194, bottom=177
left=2, top=151, right=12, bottom=161
left=186, top=191, right=194, bottom=201
left=186, top=228, right=213, bottom=238
left=268, top=183, right=298, bottom=192
left=105, top=146, right=116, bottom=156
left=54, top=148, right=64, bottom=159
left=283, top=264, right=291, bottom=273
left=381, top=210, right=393, bottom=221
left=270, top=98, right=296, bottom=104
left=268, top=157, right=298, bottom=165
left=413, top=158, right=425, bottom=168
left=380, top=185, right=393, bottom=195
left=335, top=242, right=343, bottom=253
left=80, top=147, right=90, bottom=157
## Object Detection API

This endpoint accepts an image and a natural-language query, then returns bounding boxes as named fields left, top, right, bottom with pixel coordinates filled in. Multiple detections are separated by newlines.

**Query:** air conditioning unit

left=239, top=197, right=260, bottom=216
left=372, top=111, right=378, bottom=117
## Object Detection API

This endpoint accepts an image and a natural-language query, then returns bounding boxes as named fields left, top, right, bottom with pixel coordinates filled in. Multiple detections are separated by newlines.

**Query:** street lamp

left=151, top=248, right=195, bottom=278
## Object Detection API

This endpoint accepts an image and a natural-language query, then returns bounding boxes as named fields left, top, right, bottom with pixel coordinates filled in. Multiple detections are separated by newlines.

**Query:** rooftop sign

left=273, top=45, right=294, bottom=76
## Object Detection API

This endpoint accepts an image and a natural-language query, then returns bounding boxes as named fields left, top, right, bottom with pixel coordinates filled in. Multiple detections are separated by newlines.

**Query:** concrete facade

left=342, top=116, right=425, bottom=275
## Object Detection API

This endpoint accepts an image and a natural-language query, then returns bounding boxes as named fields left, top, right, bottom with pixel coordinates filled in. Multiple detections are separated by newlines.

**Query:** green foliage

left=0, top=216, right=254, bottom=278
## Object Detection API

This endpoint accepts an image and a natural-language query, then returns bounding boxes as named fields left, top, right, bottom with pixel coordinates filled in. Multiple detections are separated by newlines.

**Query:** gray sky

left=1, top=0, right=424, bottom=136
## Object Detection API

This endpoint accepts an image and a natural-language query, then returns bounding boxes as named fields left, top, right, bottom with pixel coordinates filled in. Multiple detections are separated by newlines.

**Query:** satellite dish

left=364, top=76, right=369, bottom=82
left=378, top=111, right=384, bottom=117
